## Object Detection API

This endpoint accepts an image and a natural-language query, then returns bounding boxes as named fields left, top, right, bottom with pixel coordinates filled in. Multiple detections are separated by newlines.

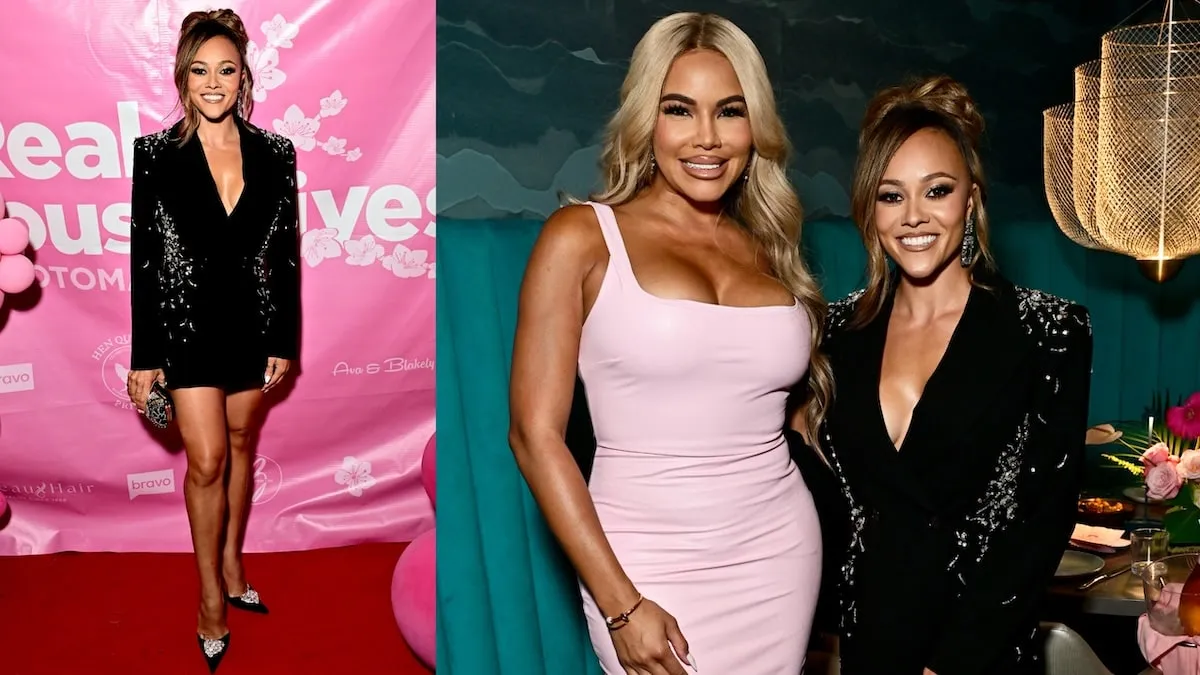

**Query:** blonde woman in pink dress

left=509, top=12, right=831, bottom=675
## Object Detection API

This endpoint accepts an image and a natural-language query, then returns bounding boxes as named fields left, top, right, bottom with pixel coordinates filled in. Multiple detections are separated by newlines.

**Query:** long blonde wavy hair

left=585, top=12, right=833, bottom=445
left=849, top=75, right=997, bottom=328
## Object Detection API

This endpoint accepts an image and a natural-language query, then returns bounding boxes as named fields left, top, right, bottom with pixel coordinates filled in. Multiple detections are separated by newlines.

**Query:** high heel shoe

left=227, top=583, right=269, bottom=614
left=197, top=632, right=230, bottom=673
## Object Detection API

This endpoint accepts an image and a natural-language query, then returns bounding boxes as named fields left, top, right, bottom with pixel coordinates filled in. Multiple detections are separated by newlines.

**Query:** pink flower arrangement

left=1144, top=443, right=1184, bottom=500
left=1143, top=442, right=1173, bottom=470
left=1094, top=390, right=1200, bottom=542
left=1167, top=393, right=1200, bottom=441
left=1096, top=389, right=1200, bottom=504
left=1180, top=449, right=1200, bottom=481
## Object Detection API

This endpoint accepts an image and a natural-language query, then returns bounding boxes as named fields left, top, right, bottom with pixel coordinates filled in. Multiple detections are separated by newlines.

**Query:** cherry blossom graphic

left=319, top=91, right=348, bottom=117
left=244, top=14, right=298, bottom=104
left=320, top=136, right=347, bottom=156
left=242, top=14, right=427, bottom=272
left=272, top=105, right=321, bottom=152
left=253, top=15, right=360, bottom=160
left=344, top=235, right=386, bottom=266
left=247, top=42, right=287, bottom=102
left=244, top=15, right=299, bottom=102
left=261, top=14, right=299, bottom=49
left=272, top=91, right=360, bottom=159
left=300, top=228, right=342, bottom=268
left=382, top=245, right=431, bottom=279
left=334, top=456, right=377, bottom=498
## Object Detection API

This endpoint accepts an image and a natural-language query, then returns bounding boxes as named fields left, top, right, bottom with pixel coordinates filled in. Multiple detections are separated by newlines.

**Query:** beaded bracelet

left=605, top=594, right=645, bottom=631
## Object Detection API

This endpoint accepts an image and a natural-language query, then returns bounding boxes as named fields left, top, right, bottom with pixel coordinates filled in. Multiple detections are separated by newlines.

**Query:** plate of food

left=1078, top=497, right=1134, bottom=517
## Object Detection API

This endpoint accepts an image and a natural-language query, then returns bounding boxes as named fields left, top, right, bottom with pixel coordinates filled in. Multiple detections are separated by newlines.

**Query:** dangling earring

left=960, top=210, right=978, bottom=267
left=648, top=153, right=656, bottom=177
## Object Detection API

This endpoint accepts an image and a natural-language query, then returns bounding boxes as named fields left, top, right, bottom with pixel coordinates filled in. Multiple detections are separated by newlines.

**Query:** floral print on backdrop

left=242, top=13, right=435, bottom=280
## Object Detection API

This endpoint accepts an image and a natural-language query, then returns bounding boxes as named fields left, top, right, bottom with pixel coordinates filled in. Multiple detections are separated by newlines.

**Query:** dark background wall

left=438, top=0, right=1156, bottom=222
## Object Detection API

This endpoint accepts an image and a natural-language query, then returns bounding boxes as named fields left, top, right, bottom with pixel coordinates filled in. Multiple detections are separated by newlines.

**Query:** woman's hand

left=263, top=357, right=291, bottom=393
left=610, top=598, right=693, bottom=675
left=126, top=368, right=165, bottom=413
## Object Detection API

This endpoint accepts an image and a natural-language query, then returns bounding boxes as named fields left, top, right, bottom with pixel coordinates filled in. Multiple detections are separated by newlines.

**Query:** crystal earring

left=960, top=211, right=977, bottom=267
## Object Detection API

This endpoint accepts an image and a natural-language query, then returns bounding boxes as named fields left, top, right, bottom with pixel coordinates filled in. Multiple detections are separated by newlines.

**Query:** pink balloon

left=393, top=528, right=436, bottom=669
left=0, top=218, right=29, bottom=256
left=422, top=433, right=436, bottom=509
left=0, top=255, right=34, bottom=294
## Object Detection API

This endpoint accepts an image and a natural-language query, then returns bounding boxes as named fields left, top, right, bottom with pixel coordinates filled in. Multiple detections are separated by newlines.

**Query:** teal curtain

left=438, top=216, right=1200, bottom=673
left=437, top=220, right=603, bottom=675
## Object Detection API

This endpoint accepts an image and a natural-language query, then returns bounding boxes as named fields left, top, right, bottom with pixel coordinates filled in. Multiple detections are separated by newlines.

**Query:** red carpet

left=0, top=542, right=432, bottom=675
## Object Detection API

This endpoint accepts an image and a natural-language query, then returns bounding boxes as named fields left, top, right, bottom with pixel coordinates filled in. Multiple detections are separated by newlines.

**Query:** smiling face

left=187, top=36, right=243, bottom=122
left=873, top=127, right=977, bottom=281
left=651, top=49, right=753, bottom=205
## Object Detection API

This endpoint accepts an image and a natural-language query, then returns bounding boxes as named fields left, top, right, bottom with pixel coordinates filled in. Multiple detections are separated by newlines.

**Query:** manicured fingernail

left=687, top=654, right=698, bottom=671
left=264, top=374, right=271, bottom=383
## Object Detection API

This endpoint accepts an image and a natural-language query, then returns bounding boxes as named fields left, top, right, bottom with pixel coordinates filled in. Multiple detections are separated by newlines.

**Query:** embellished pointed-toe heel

left=197, top=632, right=230, bottom=673
left=227, top=583, right=269, bottom=614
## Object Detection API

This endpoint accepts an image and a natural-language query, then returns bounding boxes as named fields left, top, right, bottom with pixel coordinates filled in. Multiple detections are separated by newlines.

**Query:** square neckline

left=594, top=202, right=801, bottom=313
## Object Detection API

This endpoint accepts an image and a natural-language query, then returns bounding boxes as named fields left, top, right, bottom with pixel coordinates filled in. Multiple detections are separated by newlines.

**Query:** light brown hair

left=172, top=9, right=254, bottom=145
left=588, top=12, right=834, bottom=446
left=849, top=75, right=996, bottom=328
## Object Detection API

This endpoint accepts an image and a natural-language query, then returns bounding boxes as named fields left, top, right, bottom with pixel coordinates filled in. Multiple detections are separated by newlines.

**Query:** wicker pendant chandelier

left=1043, top=3, right=1200, bottom=282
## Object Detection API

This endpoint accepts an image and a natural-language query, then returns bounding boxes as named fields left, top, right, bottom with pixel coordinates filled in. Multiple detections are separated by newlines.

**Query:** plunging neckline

left=197, top=133, right=247, bottom=219
left=873, top=284, right=977, bottom=454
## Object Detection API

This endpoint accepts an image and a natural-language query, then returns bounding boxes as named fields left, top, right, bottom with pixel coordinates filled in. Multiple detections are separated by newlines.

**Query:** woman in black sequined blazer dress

left=129, top=115, right=299, bottom=389
left=124, top=10, right=299, bottom=672
left=789, top=76, right=1093, bottom=675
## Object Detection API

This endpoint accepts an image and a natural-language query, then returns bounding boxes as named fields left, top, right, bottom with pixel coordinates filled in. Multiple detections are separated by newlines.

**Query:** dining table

left=1050, top=547, right=1162, bottom=617
left=1051, top=487, right=1200, bottom=610
left=1036, top=485, right=1200, bottom=674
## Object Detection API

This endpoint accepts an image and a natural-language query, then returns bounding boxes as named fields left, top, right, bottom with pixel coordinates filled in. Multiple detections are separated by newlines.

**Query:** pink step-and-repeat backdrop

left=0, top=0, right=435, bottom=554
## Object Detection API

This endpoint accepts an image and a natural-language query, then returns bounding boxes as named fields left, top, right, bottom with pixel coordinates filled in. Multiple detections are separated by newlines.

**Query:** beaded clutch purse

left=145, top=381, right=174, bottom=429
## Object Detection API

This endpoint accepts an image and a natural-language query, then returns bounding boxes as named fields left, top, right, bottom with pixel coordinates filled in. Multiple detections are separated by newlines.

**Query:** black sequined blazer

left=790, top=270, right=1093, bottom=675
left=129, top=117, right=300, bottom=385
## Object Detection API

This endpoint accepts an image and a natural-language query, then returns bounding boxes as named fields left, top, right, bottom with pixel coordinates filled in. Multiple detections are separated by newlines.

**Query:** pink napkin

left=1139, top=583, right=1200, bottom=674
left=1072, top=523, right=1129, bottom=549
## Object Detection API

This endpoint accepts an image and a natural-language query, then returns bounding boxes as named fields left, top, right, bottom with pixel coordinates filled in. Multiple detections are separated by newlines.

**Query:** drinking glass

left=1131, top=527, right=1170, bottom=577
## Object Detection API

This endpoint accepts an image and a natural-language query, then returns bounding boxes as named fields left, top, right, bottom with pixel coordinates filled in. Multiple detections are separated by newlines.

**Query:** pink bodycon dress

left=576, top=202, right=823, bottom=674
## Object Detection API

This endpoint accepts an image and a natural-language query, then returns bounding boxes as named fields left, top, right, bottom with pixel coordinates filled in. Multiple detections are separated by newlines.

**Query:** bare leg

left=174, top=386, right=231, bottom=639
left=221, top=387, right=264, bottom=594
